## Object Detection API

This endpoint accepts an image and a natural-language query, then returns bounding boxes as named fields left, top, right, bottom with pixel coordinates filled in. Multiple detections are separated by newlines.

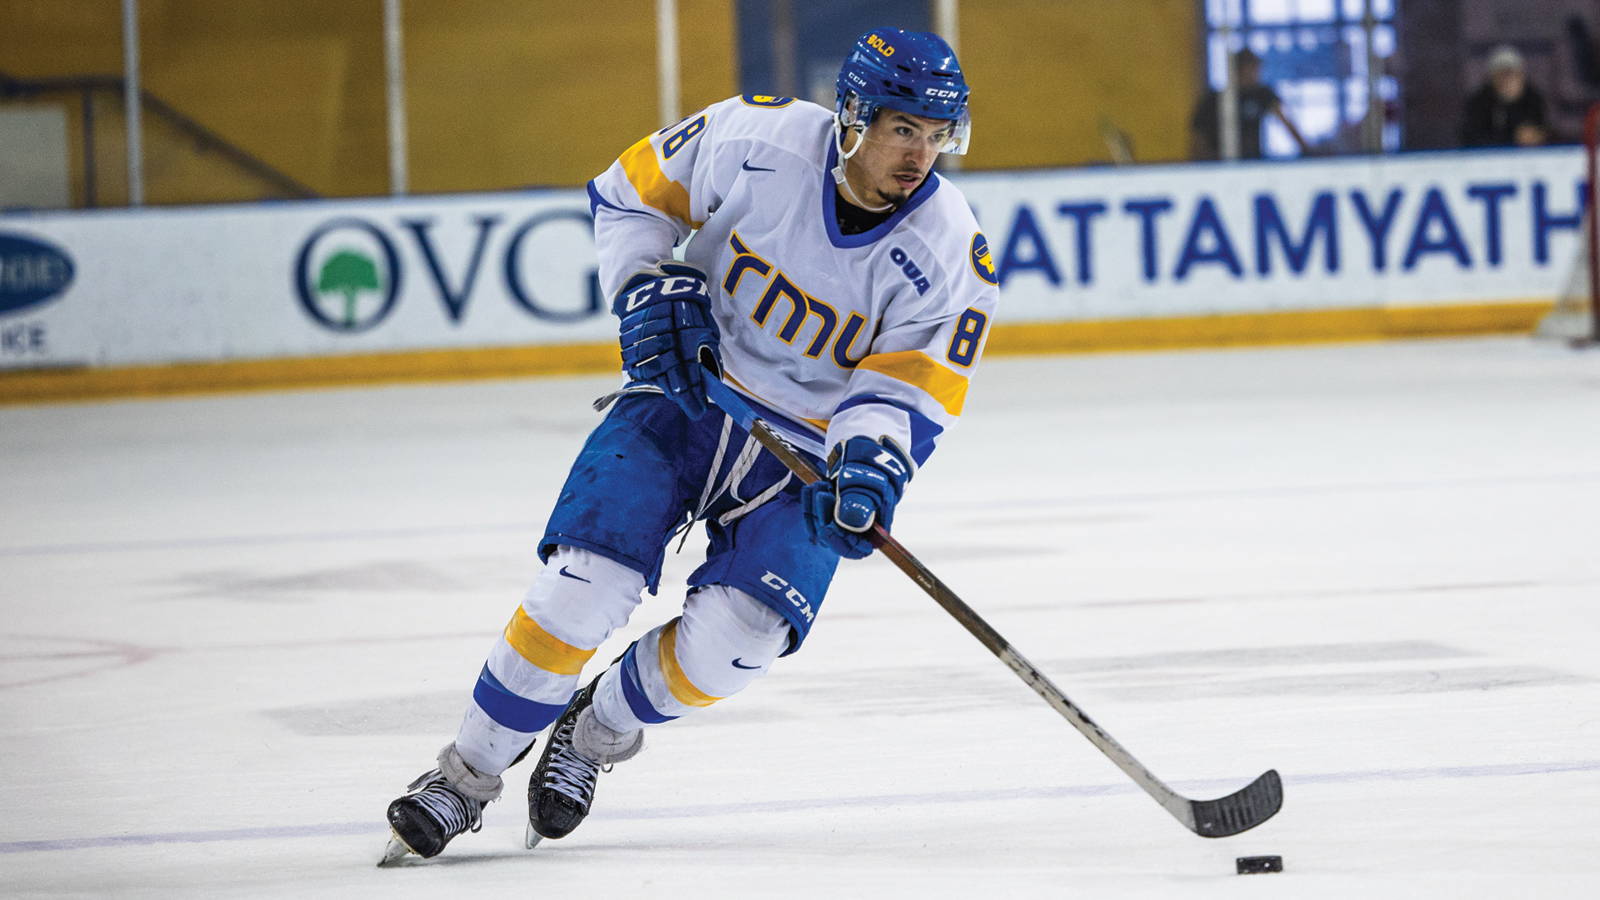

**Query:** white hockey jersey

left=587, top=95, right=1000, bottom=466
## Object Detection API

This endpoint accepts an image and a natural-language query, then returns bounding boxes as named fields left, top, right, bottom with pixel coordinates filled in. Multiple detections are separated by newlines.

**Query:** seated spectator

left=1461, top=45, right=1547, bottom=147
left=1189, top=49, right=1309, bottom=160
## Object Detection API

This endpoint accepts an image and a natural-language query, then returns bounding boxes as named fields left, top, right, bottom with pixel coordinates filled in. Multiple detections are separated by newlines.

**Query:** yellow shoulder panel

left=618, top=136, right=705, bottom=230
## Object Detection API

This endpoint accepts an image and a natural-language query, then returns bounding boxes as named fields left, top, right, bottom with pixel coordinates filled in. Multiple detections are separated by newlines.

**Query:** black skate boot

left=526, top=673, right=642, bottom=847
left=380, top=744, right=503, bottom=865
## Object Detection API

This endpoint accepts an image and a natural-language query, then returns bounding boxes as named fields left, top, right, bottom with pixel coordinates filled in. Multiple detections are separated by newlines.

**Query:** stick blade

left=1189, top=769, right=1283, bottom=838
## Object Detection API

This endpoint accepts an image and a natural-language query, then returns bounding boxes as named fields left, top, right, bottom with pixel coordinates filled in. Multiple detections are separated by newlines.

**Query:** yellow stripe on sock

left=657, top=619, right=722, bottom=707
left=503, top=607, right=596, bottom=676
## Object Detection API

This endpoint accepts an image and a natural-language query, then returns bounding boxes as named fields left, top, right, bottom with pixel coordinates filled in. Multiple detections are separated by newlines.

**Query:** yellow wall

left=0, top=1, right=1194, bottom=200
left=0, top=0, right=123, bottom=75
left=961, top=0, right=1203, bottom=169
left=0, top=1, right=736, bottom=200
left=402, top=0, right=736, bottom=193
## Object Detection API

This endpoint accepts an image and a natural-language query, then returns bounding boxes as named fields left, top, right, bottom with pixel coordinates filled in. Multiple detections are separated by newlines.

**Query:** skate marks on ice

left=267, top=691, right=469, bottom=736
left=0, top=521, right=544, bottom=559
left=932, top=470, right=1600, bottom=520
left=1041, top=640, right=1593, bottom=702
left=1041, top=640, right=1591, bottom=702
left=156, top=554, right=539, bottom=603
left=1042, top=640, right=1476, bottom=672
left=1099, top=665, right=1590, bottom=702
left=0, top=821, right=385, bottom=855
left=0, top=630, right=498, bottom=694
left=683, top=640, right=1591, bottom=725
left=5, top=758, right=1597, bottom=856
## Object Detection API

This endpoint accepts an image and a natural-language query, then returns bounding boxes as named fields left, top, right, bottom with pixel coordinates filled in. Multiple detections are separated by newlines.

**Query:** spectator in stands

left=1189, top=49, right=1309, bottom=160
left=1461, top=45, right=1547, bottom=147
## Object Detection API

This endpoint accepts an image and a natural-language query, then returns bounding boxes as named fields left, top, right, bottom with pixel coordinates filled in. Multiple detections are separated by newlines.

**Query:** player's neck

left=839, top=170, right=895, bottom=214
left=833, top=183, right=899, bottom=236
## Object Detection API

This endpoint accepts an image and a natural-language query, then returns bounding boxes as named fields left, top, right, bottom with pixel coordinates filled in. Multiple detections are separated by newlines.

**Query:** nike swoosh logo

left=731, top=658, right=762, bottom=670
left=558, top=566, right=591, bottom=583
left=741, top=160, right=776, bottom=173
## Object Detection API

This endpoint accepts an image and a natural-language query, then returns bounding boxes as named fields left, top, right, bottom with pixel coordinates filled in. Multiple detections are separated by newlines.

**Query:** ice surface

left=2, top=337, right=1597, bottom=898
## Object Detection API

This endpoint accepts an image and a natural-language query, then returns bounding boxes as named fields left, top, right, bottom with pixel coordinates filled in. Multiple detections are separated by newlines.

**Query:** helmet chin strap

left=831, top=119, right=894, bottom=213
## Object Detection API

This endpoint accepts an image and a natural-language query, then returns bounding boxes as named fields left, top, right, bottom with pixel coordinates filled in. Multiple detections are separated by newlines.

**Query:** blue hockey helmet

left=835, top=28, right=971, bottom=154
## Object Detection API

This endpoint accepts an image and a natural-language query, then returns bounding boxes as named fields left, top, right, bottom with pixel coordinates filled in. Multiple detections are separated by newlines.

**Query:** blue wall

left=737, top=0, right=931, bottom=104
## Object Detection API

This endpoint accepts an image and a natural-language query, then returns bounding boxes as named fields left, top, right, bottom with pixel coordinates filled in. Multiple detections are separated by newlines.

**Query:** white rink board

left=955, top=146, right=1586, bottom=323
left=0, top=146, right=1585, bottom=371
left=0, top=191, right=608, bottom=370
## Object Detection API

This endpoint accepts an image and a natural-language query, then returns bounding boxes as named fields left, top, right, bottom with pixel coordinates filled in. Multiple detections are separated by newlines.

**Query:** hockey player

left=382, top=27, right=1000, bottom=863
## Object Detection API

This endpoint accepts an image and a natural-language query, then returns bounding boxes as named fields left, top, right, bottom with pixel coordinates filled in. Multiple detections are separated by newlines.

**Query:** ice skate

left=380, top=744, right=504, bottom=865
left=526, top=675, right=643, bottom=848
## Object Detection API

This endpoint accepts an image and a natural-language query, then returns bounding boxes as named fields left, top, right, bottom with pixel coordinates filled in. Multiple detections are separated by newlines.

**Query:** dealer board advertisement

left=0, top=146, right=1586, bottom=371
left=0, top=189, right=606, bottom=370
left=955, top=145, right=1586, bottom=324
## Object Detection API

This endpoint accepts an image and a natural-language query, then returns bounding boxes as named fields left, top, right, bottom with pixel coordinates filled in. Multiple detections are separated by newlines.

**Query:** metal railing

left=0, top=70, right=318, bottom=208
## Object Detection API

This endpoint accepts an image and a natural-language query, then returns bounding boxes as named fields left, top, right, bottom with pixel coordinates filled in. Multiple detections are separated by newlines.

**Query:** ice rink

left=3, top=336, right=1598, bottom=898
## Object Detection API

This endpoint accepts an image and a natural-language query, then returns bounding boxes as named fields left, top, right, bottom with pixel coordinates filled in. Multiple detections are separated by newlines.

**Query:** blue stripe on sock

left=620, top=644, right=678, bottom=725
left=472, top=665, right=567, bottom=733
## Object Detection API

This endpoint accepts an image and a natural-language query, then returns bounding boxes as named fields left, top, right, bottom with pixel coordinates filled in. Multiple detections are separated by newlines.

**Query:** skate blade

left=524, top=822, right=543, bottom=850
left=378, top=834, right=414, bottom=867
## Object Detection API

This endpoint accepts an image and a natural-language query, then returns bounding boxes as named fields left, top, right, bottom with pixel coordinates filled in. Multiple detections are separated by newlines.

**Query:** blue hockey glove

left=614, top=262, right=722, bottom=419
left=802, top=436, right=914, bottom=559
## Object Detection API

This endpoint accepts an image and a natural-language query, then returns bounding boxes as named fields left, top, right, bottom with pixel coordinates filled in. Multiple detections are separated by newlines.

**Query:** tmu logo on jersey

left=722, top=231, right=872, bottom=369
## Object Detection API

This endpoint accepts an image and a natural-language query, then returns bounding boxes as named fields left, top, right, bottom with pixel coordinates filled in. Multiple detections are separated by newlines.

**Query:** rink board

left=0, top=146, right=1582, bottom=401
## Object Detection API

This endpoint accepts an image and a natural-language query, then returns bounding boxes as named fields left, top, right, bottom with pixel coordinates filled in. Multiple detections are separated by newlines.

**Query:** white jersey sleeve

left=586, top=106, right=732, bottom=299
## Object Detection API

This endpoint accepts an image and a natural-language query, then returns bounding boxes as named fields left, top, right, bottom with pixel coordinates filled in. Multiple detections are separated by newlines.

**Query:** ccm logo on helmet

left=926, top=88, right=960, bottom=98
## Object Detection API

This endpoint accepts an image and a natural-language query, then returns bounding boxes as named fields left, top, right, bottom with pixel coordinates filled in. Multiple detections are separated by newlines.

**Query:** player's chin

left=881, top=176, right=922, bottom=205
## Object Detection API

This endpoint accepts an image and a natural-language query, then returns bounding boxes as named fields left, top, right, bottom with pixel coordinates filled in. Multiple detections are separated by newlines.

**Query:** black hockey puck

left=1236, top=856, right=1283, bottom=875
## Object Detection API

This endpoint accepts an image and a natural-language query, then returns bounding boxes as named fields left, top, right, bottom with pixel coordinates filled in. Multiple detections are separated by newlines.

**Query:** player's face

left=1492, top=66, right=1526, bottom=101
left=846, top=111, right=952, bottom=208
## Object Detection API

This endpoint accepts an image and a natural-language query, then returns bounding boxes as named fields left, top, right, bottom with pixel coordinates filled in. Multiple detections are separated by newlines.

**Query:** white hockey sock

left=591, top=584, right=792, bottom=734
left=454, top=547, right=646, bottom=775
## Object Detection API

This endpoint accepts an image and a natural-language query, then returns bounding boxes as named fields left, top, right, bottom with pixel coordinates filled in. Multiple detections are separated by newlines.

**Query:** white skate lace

left=542, top=719, right=601, bottom=806
left=406, top=769, right=483, bottom=836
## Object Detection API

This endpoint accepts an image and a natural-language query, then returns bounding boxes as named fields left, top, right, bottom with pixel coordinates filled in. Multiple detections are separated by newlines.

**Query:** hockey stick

left=700, top=372, right=1282, bottom=838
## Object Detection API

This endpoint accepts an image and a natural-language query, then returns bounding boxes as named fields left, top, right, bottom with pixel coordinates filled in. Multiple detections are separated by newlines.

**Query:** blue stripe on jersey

left=833, top=394, right=945, bottom=465
left=472, top=664, right=567, bottom=734
left=588, top=180, right=658, bottom=221
left=620, top=643, right=679, bottom=725
left=587, top=180, right=622, bottom=217
left=820, top=142, right=941, bottom=249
